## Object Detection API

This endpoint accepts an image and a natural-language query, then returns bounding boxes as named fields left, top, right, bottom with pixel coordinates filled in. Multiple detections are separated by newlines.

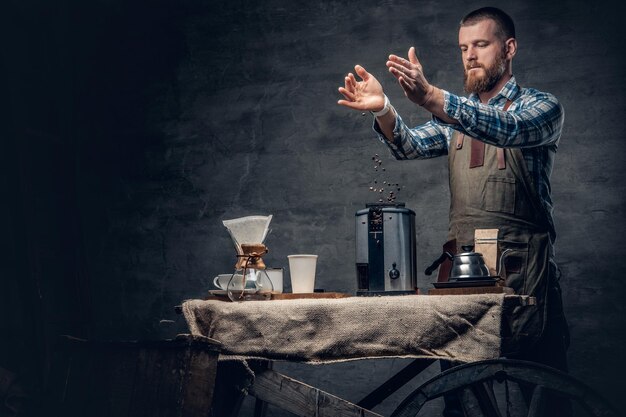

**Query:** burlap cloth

left=182, top=294, right=506, bottom=364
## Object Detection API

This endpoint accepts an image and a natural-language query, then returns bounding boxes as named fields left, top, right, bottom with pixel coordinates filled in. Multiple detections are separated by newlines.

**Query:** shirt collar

left=468, top=76, right=520, bottom=106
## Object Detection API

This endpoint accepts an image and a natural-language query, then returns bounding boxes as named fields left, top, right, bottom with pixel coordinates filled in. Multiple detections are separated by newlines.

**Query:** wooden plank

left=49, top=336, right=220, bottom=417
left=180, top=347, right=219, bottom=417
left=128, top=345, right=161, bottom=416
left=249, top=369, right=383, bottom=417
left=270, top=292, right=351, bottom=300
left=209, top=360, right=254, bottom=417
left=527, top=385, right=547, bottom=417
left=357, top=358, right=436, bottom=409
left=253, top=397, right=269, bottom=417
left=157, top=347, right=189, bottom=417
left=428, top=286, right=514, bottom=295
left=471, top=381, right=503, bottom=417
left=459, top=387, right=484, bottom=417
left=105, top=347, right=136, bottom=417
left=206, top=292, right=352, bottom=302
left=253, top=362, right=272, bottom=417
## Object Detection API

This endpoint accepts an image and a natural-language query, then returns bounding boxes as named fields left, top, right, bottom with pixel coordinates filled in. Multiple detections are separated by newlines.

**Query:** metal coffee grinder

left=355, top=203, right=417, bottom=295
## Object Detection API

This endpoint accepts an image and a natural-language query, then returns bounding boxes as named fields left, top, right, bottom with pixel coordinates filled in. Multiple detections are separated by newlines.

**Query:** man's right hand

left=337, top=65, right=385, bottom=112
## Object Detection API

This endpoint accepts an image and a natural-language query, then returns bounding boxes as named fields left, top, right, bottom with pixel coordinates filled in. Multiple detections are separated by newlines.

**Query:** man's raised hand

left=386, top=47, right=433, bottom=106
left=337, top=65, right=386, bottom=112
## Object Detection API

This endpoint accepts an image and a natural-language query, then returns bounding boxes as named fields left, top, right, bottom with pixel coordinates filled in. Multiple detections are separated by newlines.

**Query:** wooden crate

left=46, top=334, right=221, bottom=417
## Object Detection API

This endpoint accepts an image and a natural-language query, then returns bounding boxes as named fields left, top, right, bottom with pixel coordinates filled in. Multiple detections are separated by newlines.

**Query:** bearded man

left=338, top=6, right=569, bottom=415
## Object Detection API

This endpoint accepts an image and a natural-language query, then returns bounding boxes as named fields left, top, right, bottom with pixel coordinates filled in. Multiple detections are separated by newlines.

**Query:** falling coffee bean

left=367, top=153, right=403, bottom=204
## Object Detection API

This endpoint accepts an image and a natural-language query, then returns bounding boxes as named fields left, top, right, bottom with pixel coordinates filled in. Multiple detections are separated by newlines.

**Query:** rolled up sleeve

left=433, top=90, right=564, bottom=148
left=374, top=112, right=450, bottom=160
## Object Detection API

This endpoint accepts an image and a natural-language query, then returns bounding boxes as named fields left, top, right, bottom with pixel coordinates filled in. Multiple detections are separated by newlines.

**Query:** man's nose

left=466, top=46, right=477, bottom=60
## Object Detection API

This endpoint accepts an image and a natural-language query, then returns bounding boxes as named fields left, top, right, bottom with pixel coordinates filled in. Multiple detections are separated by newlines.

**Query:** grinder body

left=355, top=203, right=417, bottom=296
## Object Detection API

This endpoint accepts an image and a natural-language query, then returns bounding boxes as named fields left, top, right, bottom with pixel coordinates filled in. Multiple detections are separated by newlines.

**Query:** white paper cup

left=265, top=268, right=284, bottom=293
left=288, top=255, right=318, bottom=293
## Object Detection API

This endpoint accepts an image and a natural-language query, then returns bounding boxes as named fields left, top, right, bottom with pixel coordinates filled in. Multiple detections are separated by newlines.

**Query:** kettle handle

left=424, top=252, right=454, bottom=276
left=496, top=248, right=514, bottom=277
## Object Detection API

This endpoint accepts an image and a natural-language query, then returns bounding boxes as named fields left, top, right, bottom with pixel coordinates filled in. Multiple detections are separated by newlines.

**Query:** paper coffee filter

left=222, top=215, right=273, bottom=253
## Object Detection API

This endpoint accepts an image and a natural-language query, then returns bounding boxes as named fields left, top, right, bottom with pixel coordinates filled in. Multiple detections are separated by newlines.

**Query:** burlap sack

left=182, top=294, right=506, bottom=364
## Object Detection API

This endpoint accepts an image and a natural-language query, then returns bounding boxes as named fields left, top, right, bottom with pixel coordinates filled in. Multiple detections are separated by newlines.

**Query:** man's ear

left=505, top=38, right=517, bottom=60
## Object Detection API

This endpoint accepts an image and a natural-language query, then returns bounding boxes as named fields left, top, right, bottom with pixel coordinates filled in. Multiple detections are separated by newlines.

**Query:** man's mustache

left=466, top=63, right=484, bottom=70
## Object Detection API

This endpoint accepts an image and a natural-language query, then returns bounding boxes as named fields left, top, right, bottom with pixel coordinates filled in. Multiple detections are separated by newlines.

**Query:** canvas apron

left=447, top=112, right=554, bottom=351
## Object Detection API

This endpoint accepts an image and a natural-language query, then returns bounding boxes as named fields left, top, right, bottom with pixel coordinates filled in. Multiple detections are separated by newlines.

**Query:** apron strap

left=497, top=148, right=506, bottom=170
left=456, top=134, right=465, bottom=149
left=469, top=138, right=485, bottom=167
left=469, top=99, right=514, bottom=169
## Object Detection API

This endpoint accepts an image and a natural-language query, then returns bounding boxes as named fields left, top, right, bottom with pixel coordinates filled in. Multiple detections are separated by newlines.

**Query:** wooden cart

left=46, top=293, right=617, bottom=416
left=180, top=293, right=619, bottom=417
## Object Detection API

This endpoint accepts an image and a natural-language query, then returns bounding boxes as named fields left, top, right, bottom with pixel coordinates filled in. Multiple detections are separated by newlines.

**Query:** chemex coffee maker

left=222, top=215, right=274, bottom=301
left=355, top=203, right=417, bottom=296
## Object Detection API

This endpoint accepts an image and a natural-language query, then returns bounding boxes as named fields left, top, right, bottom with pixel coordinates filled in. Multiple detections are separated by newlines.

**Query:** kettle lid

left=457, top=245, right=483, bottom=257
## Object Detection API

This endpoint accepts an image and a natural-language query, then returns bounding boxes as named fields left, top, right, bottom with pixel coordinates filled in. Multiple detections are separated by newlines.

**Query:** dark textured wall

left=4, top=0, right=625, bottom=414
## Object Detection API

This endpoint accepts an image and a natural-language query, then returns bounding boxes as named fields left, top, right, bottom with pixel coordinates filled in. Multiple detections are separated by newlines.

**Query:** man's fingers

left=348, top=72, right=358, bottom=88
left=388, top=66, right=416, bottom=84
left=354, top=64, right=370, bottom=81
left=388, top=54, right=412, bottom=68
left=338, top=87, right=356, bottom=102
left=388, top=66, right=402, bottom=81
left=399, top=76, right=415, bottom=91
left=387, top=61, right=413, bottom=78
left=337, top=99, right=355, bottom=108
left=344, top=76, right=353, bottom=93
left=337, top=99, right=365, bottom=110
left=408, top=46, right=419, bottom=65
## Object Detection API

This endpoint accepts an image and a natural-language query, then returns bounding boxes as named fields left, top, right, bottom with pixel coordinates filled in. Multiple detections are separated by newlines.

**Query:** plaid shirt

left=374, top=76, right=564, bottom=236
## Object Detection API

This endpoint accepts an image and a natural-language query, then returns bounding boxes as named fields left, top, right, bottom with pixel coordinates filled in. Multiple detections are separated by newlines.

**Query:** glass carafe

left=227, top=243, right=274, bottom=301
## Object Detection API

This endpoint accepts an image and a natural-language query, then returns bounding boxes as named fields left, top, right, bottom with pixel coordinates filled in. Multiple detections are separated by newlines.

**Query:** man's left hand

left=387, top=47, right=433, bottom=106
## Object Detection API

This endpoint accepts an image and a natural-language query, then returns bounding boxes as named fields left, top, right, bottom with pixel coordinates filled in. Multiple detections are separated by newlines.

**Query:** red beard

left=463, top=49, right=508, bottom=94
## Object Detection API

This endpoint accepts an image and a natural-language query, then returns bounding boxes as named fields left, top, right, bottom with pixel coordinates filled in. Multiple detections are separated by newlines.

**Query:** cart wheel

left=391, top=359, right=618, bottom=417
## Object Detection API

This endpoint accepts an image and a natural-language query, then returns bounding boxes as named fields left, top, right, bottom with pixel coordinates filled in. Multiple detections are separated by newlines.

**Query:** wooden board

left=47, top=335, right=220, bottom=417
left=270, top=292, right=351, bottom=300
left=427, top=286, right=515, bottom=295
left=249, top=368, right=383, bottom=417
left=206, top=291, right=352, bottom=302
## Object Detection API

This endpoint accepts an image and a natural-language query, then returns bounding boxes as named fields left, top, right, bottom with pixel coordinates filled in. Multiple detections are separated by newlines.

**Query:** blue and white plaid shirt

left=374, top=76, right=564, bottom=234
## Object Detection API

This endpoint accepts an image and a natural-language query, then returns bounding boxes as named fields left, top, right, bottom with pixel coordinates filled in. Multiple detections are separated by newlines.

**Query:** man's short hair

left=460, top=7, right=515, bottom=40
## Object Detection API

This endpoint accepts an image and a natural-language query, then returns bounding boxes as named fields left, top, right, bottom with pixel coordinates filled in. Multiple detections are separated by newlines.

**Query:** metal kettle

left=425, top=245, right=493, bottom=280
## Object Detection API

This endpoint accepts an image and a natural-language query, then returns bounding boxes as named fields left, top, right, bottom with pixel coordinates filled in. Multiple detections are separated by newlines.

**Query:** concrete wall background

left=3, top=0, right=625, bottom=414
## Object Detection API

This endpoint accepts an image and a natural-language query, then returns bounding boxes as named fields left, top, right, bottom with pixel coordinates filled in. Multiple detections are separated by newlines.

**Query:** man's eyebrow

left=459, top=38, right=491, bottom=46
